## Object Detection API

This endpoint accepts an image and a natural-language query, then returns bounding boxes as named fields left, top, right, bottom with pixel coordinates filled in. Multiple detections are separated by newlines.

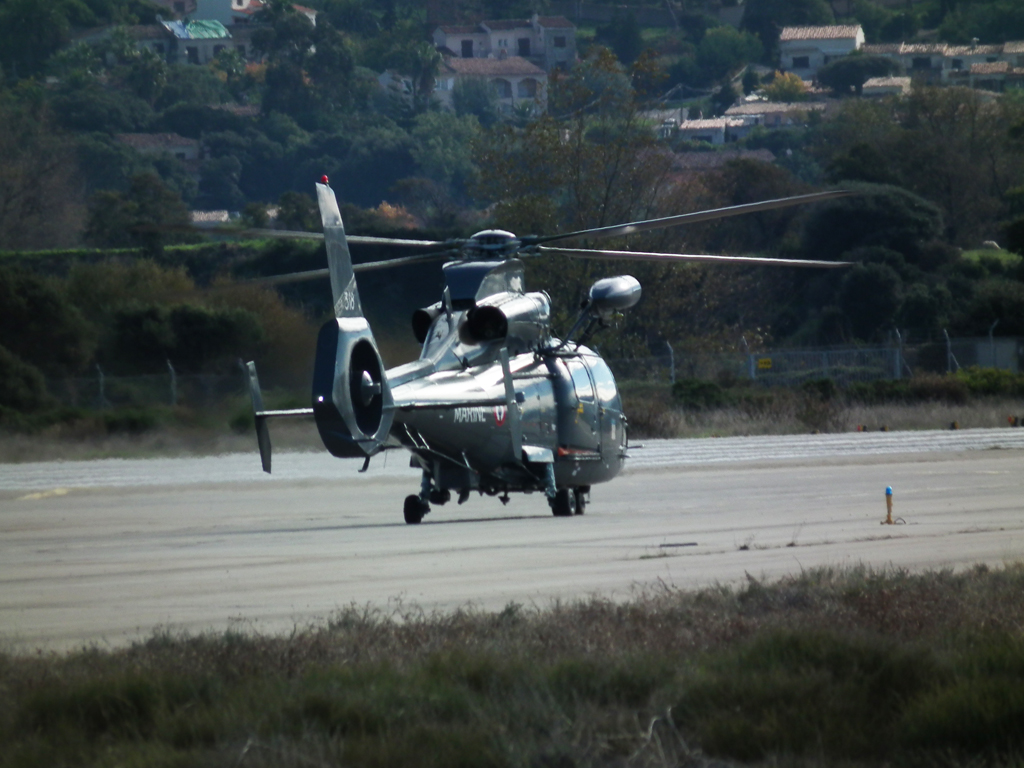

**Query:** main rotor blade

left=244, top=249, right=460, bottom=286
left=525, top=190, right=854, bottom=246
left=235, top=229, right=451, bottom=248
left=539, top=246, right=849, bottom=268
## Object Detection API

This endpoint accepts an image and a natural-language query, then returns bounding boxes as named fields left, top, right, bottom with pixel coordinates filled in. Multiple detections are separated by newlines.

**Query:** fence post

left=893, top=328, right=903, bottom=380
left=167, top=359, right=177, bottom=406
left=96, top=364, right=107, bottom=409
left=665, top=341, right=675, bottom=385
left=989, top=320, right=999, bottom=369
left=943, top=329, right=959, bottom=373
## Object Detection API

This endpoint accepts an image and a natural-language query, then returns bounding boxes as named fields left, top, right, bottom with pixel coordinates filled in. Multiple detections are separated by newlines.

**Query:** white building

left=676, top=118, right=744, bottom=145
left=861, top=76, right=911, bottom=97
left=433, top=14, right=575, bottom=73
left=779, top=25, right=865, bottom=79
left=433, top=55, right=548, bottom=113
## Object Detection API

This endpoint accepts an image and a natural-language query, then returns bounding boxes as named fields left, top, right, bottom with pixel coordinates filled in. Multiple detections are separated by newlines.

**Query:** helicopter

left=244, top=178, right=850, bottom=524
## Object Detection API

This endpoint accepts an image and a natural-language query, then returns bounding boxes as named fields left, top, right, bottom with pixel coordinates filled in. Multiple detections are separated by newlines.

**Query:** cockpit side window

left=567, top=359, right=594, bottom=402
left=588, top=358, right=618, bottom=406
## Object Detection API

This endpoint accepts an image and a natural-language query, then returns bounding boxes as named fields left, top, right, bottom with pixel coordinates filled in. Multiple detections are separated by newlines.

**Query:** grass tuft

left=4, top=565, right=1024, bottom=767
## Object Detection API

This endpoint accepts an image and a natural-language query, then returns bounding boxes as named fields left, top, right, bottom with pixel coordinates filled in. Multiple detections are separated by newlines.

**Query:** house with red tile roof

left=433, top=14, right=575, bottom=73
left=779, top=26, right=865, bottom=80
left=434, top=55, right=548, bottom=114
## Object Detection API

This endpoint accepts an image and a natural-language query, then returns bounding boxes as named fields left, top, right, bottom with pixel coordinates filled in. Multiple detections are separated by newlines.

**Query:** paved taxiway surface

left=2, top=429, right=1023, bottom=651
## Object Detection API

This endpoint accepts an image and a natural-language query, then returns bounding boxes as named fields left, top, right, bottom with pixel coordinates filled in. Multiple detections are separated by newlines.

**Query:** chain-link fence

left=607, top=336, right=1023, bottom=387
left=46, top=369, right=244, bottom=410
left=40, top=336, right=1024, bottom=410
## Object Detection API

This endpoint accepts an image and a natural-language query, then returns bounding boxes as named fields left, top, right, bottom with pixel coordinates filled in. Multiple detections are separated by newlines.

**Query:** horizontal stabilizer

left=245, top=361, right=314, bottom=475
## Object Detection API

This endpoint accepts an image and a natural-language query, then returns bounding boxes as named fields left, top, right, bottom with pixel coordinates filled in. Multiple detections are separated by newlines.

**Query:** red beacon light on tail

left=320, top=175, right=329, bottom=185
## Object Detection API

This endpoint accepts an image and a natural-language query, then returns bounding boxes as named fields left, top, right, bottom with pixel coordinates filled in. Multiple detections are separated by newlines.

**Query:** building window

left=553, top=36, right=566, bottom=48
left=987, top=56, right=998, bottom=63
left=823, top=55, right=832, bottom=65
left=214, top=44, right=225, bottom=56
left=461, top=40, right=473, bottom=58
left=187, top=46, right=199, bottom=64
left=792, top=56, right=810, bottom=69
left=154, top=43, right=164, bottom=54
left=491, top=78, right=512, bottom=98
left=236, top=44, right=246, bottom=57
left=517, top=78, right=538, bottom=97
left=498, top=38, right=507, bottom=47
left=517, top=38, right=530, bottom=56
left=912, top=57, right=931, bottom=69
left=952, top=58, right=964, bottom=70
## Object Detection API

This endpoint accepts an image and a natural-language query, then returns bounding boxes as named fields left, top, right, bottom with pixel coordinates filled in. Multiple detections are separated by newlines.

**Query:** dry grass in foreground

left=3, top=565, right=1024, bottom=767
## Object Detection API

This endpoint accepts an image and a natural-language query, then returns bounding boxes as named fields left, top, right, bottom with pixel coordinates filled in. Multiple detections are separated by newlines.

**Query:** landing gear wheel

left=574, top=488, right=586, bottom=515
left=404, top=494, right=428, bottom=524
left=550, top=488, right=576, bottom=517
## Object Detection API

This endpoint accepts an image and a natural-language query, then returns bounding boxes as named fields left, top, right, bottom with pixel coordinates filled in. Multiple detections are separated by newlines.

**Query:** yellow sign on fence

left=757, top=358, right=772, bottom=370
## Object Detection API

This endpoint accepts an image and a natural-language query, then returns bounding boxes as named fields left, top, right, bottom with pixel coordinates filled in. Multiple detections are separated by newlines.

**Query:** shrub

left=0, top=344, right=53, bottom=413
left=956, top=366, right=1024, bottom=397
left=672, top=378, right=728, bottom=410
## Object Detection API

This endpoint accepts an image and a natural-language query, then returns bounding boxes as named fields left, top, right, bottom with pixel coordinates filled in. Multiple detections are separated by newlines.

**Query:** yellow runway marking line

left=17, top=488, right=70, bottom=501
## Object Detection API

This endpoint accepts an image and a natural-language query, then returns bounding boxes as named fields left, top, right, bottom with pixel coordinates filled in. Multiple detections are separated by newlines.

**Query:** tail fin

left=316, top=182, right=363, bottom=318
left=310, top=181, right=394, bottom=458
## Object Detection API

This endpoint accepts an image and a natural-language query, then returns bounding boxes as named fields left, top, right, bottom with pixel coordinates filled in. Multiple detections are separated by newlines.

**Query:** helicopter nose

left=359, top=369, right=381, bottom=406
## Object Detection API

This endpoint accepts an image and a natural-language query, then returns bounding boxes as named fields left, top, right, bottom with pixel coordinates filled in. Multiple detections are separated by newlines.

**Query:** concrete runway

left=2, top=431, right=1023, bottom=651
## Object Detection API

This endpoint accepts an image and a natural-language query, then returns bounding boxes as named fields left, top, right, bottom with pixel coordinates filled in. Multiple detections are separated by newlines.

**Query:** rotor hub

left=465, top=230, right=520, bottom=259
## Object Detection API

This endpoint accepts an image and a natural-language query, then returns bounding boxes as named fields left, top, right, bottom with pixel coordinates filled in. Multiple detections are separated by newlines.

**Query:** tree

left=816, top=55, right=900, bottom=96
left=0, top=102, right=86, bottom=250
left=595, top=10, right=644, bottom=66
left=107, top=304, right=264, bottom=374
left=763, top=71, right=807, bottom=101
left=800, top=183, right=944, bottom=263
left=453, top=77, right=500, bottom=128
left=276, top=191, right=320, bottom=231
left=0, top=0, right=72, bottom=78
left=83, top=172, right=193, bottom=253
left=0, top=343, right=52, bottom=413
left=838, top=262, right=903, bottom=340
left=384, top=40, right=442, bottom=113
left=0, top=267, right=94, bottom=376
left=409, top=111, right=481, bottom=194
left=742, top=0, right=834, bottom=58
left=696, top=26, right=762, bottom=85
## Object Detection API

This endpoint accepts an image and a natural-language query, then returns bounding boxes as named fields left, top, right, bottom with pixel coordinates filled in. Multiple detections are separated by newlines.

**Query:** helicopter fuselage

left=390, top=339, right=628, bottom=499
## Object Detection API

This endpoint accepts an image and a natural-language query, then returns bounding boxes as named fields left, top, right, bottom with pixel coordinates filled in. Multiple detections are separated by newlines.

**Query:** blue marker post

left=882, top=486, right=893, bottom=525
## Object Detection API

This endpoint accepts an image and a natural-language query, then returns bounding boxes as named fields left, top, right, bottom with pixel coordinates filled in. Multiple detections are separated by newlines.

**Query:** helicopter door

left=566, top=358, right=600, bottom=453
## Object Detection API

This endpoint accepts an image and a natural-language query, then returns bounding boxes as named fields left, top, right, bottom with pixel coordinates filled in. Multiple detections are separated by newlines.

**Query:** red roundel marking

left=320, top=175, right=329, bottom=184
left=494, top=405, right=507, bottom=426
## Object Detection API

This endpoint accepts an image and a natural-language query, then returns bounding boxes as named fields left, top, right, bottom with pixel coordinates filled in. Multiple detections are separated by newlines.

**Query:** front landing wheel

left=550, top=488, right=576, bottom=517
left=404, top=495, right=428, bottom=524
left=574, top=488, right=587, bottom=515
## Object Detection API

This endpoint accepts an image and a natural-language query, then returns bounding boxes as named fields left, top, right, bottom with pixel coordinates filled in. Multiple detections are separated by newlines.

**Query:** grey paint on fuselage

left=388, top=308, right=627, bottom=495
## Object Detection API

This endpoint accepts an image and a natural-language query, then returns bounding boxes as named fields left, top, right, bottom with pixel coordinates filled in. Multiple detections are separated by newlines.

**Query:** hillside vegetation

left=3, top=0, right=1024, bottom=427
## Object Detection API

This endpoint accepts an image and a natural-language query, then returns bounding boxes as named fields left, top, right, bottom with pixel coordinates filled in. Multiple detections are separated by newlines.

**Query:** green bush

left=671, top=378, right=728, bottom=410
left=0, top=344, right=53, bottom=413
left=956, top=366, right=1024, bottom=397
